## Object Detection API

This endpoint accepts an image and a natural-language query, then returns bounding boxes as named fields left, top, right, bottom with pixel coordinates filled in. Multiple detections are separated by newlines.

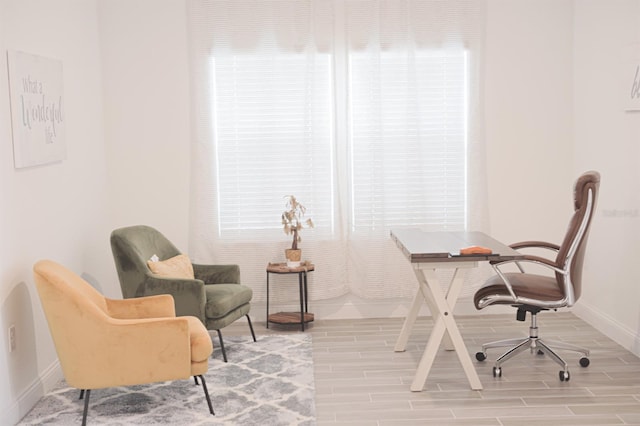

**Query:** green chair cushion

left=204, top=284, right=253, bottom=320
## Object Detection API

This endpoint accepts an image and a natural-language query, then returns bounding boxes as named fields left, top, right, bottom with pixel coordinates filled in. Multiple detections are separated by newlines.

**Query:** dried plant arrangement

left=282, top=195, right=314, bottom=250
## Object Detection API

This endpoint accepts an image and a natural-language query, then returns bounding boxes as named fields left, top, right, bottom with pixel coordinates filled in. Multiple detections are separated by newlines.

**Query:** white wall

left=0, top=0, right=192, bottom=421
left=485, top=0, right=575, bottom=245
left=99, top=0, right=192, bottom=250
left=572, top=0, right=640, bottom=354
left=0, top=0, right=113, bottom=423
left=483, top=0, right=640, bottom=359
left=2, top=0, right=640, bottom=423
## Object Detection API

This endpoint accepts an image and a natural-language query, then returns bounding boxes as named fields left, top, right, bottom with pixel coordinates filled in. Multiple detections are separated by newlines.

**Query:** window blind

left=349, top=51, right=468, bottom=232
left=188, top=0, right=488, bottom=301
left=212, top=54, right=334, bottom=237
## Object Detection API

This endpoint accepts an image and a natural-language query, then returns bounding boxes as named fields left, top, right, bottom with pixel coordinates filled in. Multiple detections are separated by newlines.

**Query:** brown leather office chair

left=474, top=171, right=600, bottom=381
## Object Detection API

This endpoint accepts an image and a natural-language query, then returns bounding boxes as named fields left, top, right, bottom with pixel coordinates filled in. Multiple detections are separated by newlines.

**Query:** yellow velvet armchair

left=33, top=259, right=215, bottom=425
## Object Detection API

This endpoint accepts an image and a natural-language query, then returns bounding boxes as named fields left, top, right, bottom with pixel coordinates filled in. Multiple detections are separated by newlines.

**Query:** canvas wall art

left=625, top=44, right=640, bottom=111
left=7, top=50, right=66, bottom=168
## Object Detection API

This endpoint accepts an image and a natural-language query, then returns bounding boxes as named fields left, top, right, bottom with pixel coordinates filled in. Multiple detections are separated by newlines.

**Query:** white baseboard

left=259, top=295, right=640, bottom=359
left=4, top=360, right=62, bottom=425
left=258, top=293, right=514, bottom=322
left=572, top=301, right=640, bottom=358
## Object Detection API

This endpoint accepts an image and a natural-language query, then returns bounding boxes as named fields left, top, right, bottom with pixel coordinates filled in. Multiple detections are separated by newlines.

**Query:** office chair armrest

left=490, top=253, right=557, bottom=267
left=491, top=257, right=566, bottom=302
left=504, top=242, right=560, bottom=274
left=106, top=294, right=176, bottom=319
left=493, top=256, right=564, bottom=275
left=510, top=240, right=560, bottom=252
left=193, top=263, right=241, bottom=284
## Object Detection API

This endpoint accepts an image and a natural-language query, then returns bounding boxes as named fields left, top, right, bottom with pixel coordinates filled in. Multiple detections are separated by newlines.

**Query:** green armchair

left=110, top=225, right=256, bottom=362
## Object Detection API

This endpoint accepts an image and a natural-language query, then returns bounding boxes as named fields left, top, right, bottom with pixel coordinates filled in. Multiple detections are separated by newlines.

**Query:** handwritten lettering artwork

left=631, top=64, right=640, bottom=105
left=7, top=50, right=66, bottom=168
left=625, top=45, right=640, bottom=111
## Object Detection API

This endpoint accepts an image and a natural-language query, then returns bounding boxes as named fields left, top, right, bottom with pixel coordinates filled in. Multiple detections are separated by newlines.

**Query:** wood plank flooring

left=225, top=312, right=640, bottom=425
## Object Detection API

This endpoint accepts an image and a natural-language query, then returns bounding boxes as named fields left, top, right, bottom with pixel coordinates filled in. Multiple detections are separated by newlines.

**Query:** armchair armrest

left=67, top=316, right=193, bottom=389
left=106, top=294, right=175, bottom=319
left=193, top=263, right=241, bottom=284
left=143, top=274, right=207, bottom=321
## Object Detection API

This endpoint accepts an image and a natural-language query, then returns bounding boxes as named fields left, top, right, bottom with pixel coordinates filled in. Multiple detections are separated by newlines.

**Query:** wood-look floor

left=225, top=312, right=640, bottom=425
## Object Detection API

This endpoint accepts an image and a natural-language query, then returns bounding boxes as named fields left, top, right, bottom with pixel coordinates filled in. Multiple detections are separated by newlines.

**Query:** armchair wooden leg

left=197, top=375, right=215, bottom=415
left=216, top=329, right=228, bottom=362
left=81, top=389, right=91, bottom=426
left=246, top=314, right=257, bottom=342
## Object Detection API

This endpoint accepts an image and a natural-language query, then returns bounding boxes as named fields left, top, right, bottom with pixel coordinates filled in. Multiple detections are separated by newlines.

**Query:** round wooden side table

left=266, top=262, right=315, bottom=331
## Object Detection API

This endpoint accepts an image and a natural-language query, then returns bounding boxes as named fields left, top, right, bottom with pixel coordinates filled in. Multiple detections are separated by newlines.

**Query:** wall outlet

left=9, top=325, right=16, bottom=353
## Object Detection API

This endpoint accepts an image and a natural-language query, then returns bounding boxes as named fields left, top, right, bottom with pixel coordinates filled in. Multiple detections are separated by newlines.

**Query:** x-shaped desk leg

left=395, top=262, right=483, bottom=391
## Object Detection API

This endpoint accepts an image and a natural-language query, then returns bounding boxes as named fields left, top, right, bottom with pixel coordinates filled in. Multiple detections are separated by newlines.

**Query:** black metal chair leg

left=81, top=389, right=91, bottom=426
left=246, top=315, right=257, bottom=342
left=216, top=329, right=228, bottom=362
left=194, top=376, right=199, bottom=385
left=197, top=375, right=215, bottom=415
left=79, top=389, right=85, bottom=400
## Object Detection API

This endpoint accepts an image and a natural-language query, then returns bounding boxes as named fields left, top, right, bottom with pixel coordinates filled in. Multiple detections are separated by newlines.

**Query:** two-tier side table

left=266, top=262, right=314, bottom=331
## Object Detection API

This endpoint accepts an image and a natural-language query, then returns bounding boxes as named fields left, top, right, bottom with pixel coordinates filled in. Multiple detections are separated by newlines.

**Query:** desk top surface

left=390, top=229, right=522, bottom=263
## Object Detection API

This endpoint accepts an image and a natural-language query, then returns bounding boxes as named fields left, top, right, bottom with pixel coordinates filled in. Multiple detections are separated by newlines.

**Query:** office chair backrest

left=111, top=225, right=182, bottom=298
left=555, top=171, right=600, bottom=305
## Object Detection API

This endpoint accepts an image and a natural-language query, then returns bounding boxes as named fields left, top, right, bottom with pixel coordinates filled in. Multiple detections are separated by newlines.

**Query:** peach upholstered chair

left=33, top=259, right=215, bottom=425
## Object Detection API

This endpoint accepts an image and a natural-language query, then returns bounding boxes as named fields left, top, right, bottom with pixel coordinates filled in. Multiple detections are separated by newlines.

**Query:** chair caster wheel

left=559, top=370, right=570, bottom=381
left=493, top=366, right=502, bottom=377
left=579, top=357, right=590, bottom=367
left=476, top=352, right=487, bottom=362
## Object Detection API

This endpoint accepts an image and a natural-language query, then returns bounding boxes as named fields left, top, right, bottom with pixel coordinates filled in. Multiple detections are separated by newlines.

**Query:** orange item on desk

left=459, top=246, right=493, bottom=255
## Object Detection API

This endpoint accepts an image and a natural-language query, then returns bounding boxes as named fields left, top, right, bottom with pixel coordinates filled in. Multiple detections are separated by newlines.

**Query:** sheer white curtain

left=187, top=0, right=488, bottom=303
left=188, top=0, right=349, bottom=304
left=344, top=0, right=490, bottom=298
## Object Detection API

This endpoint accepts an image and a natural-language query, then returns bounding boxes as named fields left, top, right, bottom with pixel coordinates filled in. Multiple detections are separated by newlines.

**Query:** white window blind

left=349, top=51, right=468, bottom=232
left=212, top=54, right=334, bottom=237
left=188, top=0, right=487, bottom=300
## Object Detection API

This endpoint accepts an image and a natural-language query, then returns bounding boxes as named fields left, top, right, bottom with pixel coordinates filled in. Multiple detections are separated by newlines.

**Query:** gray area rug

left=19, top=334, right=316, bottom=425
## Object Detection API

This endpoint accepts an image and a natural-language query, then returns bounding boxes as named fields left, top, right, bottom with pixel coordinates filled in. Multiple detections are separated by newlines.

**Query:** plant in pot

left=282, top=195, right=314, bottom=267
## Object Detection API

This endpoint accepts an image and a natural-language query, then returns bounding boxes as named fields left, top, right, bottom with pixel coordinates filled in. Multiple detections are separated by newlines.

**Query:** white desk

left=391, top=229, right=522, bottom=391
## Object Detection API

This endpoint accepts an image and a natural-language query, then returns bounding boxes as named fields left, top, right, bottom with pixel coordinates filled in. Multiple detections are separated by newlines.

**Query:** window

left=211, top=47, right=469, bottom=237
left=212, top=54, right=334, bottom=237
left=188, top=0, right=487, bottom=299
left=349, top=50, right=468, bottom=232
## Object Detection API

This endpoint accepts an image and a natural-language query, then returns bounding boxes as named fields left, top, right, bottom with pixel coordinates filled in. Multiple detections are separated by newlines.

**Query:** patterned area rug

left=19, top=334, right=315, bottom=425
